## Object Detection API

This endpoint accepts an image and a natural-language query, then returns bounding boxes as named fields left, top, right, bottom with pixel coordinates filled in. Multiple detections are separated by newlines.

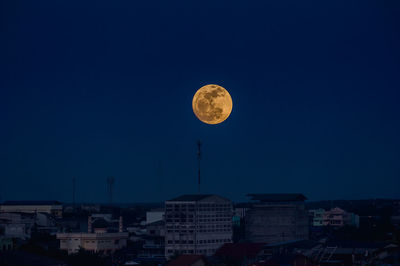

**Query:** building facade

left=57, top=232, right=128, bottom=254
left=57, top=215, right=128, bottom=254
left=323, top=207, right=359, bottom=227
left=165, top=194, right=232, bottom=258
left=309, top=208, right=325, bottom=226
left=245, top=194, right=309, bottom=244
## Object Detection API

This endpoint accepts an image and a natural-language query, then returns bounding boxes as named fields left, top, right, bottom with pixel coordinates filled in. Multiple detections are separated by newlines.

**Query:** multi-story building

left=0, top=201, right=62, bottom=218
left=137, top=220, right=166, bottom=263
left=245, top=194, right=309, bottom=244
left=0, top=212, right=56, bottom=239
left=309, top=208, right=325, bottom=226
left=165, top=194, right=232, bottom=258
left=323, top=207, right=359, bottom=227
left=57, top=215, right=128, bottom=254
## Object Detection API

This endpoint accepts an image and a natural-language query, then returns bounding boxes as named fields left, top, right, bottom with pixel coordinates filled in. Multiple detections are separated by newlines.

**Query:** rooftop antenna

left=107, top=176, right=115, bottom=205
left=197, top=140, right=202, bottom=193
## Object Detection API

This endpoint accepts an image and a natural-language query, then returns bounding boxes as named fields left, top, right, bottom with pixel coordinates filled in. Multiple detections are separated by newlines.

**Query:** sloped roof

left=146, top=220, right=164, bottom=227
left=166, top=255, right=205, bottom=266
left=167, top=194, right=215, bottom=202
left=2, top=201, right=61, bottom=206
left=215, top=243, right=265, bottom=260
left=247, top=194, right=307, bottom=202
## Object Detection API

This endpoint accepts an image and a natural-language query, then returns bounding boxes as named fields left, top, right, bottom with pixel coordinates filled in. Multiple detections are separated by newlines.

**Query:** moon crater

left=192, top=84, right=233, bottom=125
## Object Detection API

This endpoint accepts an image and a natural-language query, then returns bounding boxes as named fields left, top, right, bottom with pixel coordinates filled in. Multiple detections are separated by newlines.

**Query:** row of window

left=167, top=228, right=231, bottom=233
left=167, top=239, right=230, bottom=244
left=166, top=248, right=217, bottom=254
left=166, top=218, right=231, bottom=223
left=166, top=224, right=230, bottom=229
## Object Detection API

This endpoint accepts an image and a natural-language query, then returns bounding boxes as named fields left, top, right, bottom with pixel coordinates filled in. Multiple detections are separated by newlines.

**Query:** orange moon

left=192, top=84, right=233, bottom=125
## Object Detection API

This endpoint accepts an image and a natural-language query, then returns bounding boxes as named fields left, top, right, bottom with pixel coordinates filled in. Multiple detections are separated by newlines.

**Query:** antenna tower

left=197, top=140, right=202, bottom=193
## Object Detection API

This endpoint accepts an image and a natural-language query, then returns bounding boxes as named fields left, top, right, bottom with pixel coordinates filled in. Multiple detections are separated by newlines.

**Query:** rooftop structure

left=247, top=193, right=307, bottom=202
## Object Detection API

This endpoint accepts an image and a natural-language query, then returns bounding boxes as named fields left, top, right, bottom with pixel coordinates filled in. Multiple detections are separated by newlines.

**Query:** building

left=0, top=236, right=13, bottom=251
left=323, top=207, right=359, bottom=227
left=56, top=215, right=128, bottom=254
left=165, top=194, right=233, bottom=258
left=245, top=194, right=309, bottom=244
left=309, top=209, right=325, bottom=226
left=0, top=201, right=62, bottom=218
left=136, top=220, right=166, bottom=263
left=146, top=208, right=165, bottom=224
left=0, top=212, right=35, bottom=239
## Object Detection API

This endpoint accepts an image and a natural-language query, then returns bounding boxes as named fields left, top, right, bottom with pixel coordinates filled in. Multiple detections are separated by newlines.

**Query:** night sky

left=1, top=1, right=399, bottom=203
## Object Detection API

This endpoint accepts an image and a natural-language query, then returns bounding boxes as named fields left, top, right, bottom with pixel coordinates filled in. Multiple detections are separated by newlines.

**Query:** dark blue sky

left=1, top=0, right=399, bottom=202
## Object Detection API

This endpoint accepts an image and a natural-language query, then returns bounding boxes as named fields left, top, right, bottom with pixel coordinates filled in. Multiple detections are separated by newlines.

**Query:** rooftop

left=146, top=220, right=164, bottom=227
left=2, top=201, right=62, bottom=206
left=167, top=194, right=215, bottom=202
left=247, top=193, right=307, bottom=202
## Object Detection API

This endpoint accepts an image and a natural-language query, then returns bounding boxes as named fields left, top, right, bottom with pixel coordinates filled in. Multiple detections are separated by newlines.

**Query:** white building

left=57, top=232, right=128, bottom=254
left=165, top=194, right=233, bottom=258
left=146, top=208, right=165, bottom=224
left=57, top=215, right=128, bottom=254
left=0, top=201, right=62, bottom=218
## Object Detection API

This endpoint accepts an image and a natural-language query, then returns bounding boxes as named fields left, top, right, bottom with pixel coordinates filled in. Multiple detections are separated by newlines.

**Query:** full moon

left=192, top=84, right=233, bottom=125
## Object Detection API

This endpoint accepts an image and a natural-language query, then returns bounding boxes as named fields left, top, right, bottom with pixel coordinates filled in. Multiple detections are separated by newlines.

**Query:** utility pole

left=197, top=140, right=202, bottom=193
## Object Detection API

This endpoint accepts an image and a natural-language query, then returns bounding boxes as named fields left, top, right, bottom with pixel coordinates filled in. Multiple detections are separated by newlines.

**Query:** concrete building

left=309, top=209, right=325, bottom=226
left=165, top=194, right=232, bottom=258
left=0, top=213, right=35, bottom=239
left=137, top=220, right=166, bottom=263
left=146, top=208, right=165, bottom=224
left=245, top=194, right=309, bottom=244
left=0, top=236, right=13, bottom=251
left=323, top=207, right=359, bottom=227
left=0, top=201, right=62, bottom=218
left=56, top=215, right=128, bottom=254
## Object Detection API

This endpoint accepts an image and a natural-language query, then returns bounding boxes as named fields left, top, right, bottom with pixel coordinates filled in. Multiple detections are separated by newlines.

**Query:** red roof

left=166, top=255, right=205, bottom=266
left=214, top=243, right=265, bottom=260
